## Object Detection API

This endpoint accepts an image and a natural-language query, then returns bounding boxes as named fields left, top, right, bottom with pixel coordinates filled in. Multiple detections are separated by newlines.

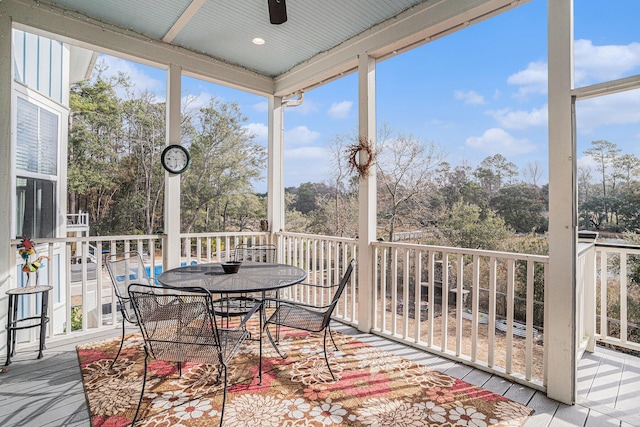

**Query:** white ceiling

left=6, top=0, right=525, bottom=96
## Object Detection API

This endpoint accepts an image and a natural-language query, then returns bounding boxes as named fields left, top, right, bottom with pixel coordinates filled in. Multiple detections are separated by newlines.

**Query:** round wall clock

left=161, top=144, right=191, bottom=174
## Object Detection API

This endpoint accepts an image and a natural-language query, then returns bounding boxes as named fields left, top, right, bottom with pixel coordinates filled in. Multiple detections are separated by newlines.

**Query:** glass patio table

left=157, top=262, right=307, bottom=383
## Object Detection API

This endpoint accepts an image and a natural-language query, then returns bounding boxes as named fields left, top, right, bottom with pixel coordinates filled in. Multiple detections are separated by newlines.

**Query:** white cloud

left=287, top=98, right=319, bottom=115
left=465, top=128, right=536, bottom=156
left=577, top=154, right=597, bottom=171
left=285, top=126, right=320, bottom=145
left=244, top=122, right=268, bottom=143
left=454, top=90, right=485, bottom=105
left=507, top=61, right=548, bottom=97
left=182, top=91, right=215, bottom=112
left=97, top=55, right=164, bottom=99
left=328, top=100, right=353, bottom=119
left=507, top=40, right=640, bottom=98
left=577, top=89, right=640, bottom=133
left=285, top=146, right=327, bottom=159
left=489, top=105, right=548, bottom=130
left=575, top=39, right=640, bottom=84
left=253, top=100, right=269, bottom=112
left=283, top=146, right=331, bottom=188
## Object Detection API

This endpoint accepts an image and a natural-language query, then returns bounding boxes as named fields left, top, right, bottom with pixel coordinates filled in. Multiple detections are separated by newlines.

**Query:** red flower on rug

left=229, top=356, right=281, bottom=393
left=426, top=386, right=456, bottom=404
left=303, top=383, right=330, bottom=401
left=330, top=369, right=391, bottom=399
left=79, top=348, right=109, bottom=367
left=148, top=360, right=179, bottom=376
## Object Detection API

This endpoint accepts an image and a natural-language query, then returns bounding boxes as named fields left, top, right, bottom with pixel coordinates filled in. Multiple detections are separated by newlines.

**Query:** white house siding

left=12, top=29, right=67, bottom=105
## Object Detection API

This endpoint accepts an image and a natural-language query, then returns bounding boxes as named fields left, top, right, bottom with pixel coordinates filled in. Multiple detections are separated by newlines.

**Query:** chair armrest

left=293, top=282, right=338, bottom=290
left=262, top=297, right=330, bottom=311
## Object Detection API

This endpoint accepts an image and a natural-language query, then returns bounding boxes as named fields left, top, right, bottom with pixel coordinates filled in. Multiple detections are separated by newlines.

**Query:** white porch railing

left=9, top=235, right=165, bottom=342
left=180, top=231, right=273, bottom=264
left=590, top=242, right=640, bottom=353
left=370, top=241, right=548, bottom=391
left=29, top=231, right=640, bottom=394
left=276, top=232, right=358, bottom=326
left=66, top=211, right=89, bottom=230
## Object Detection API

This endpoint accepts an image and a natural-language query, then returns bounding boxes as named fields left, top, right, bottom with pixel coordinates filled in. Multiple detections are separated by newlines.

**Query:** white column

left=357, top=54, right=376, bottom=332
left=547, top=0, right=576, bottom=404
left=0, top=13, right=12, bottom=354
left=164, top=64, right=182, bottom=269
left=267, top=96, right=285, bottom=234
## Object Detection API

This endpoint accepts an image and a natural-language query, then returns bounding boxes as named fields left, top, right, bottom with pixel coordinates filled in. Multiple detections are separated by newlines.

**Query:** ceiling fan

left=268, top=0, right=287, bottom=24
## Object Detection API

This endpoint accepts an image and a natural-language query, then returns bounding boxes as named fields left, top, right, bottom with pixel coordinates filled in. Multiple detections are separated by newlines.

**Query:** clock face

left=161, top=145, right=190, bottom=174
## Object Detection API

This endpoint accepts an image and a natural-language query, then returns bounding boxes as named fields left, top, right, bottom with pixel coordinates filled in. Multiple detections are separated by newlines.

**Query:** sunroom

left=1, top=0, right=639, bottom=425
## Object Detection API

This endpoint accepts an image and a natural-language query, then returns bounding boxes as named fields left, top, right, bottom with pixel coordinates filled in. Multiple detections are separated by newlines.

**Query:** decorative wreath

left=347, top=136, right=375, bottom=178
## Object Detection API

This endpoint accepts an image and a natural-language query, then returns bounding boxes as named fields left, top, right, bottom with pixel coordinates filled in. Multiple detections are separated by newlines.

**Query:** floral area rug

left=77, top=326, right=533, bottom=426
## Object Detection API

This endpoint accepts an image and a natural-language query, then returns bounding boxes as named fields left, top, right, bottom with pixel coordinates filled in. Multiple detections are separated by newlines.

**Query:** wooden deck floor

left=1, top=324, right=639, bottom=427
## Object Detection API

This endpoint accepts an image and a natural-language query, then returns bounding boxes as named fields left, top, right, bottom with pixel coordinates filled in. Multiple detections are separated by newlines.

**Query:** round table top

left=157, top=262, right=307, bottom=294
left=6, top=285, right=53, bottom=295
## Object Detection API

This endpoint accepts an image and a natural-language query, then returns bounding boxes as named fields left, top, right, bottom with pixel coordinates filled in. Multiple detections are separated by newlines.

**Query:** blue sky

left=98, top=0, right=640, bottom=193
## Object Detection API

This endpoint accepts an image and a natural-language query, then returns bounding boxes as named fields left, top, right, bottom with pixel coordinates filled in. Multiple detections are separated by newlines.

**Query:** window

left=16, top=177, right=56, bottom=239
left=16, top=97, right=58, bottom=175
left=14, top=92, right=61, bottom=239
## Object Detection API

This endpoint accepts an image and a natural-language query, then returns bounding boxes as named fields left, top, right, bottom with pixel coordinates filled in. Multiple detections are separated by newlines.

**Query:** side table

left=5, top=285, right=52, bottom=366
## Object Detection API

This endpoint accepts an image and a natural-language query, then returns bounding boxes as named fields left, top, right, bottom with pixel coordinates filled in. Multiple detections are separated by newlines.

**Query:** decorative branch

left=347, top=136, right=375, bottom=178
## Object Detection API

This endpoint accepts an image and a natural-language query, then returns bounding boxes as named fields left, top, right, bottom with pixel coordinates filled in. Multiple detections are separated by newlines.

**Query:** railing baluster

left=471, top=254, right=480, bottom=362
left=402, top=248, right=410, bottom=340
left=505, top=259, right=515, bottom=375
left=455, top=253, right=464, bottom=357
left=414, top=249, right=422, bottom=343
left=526, top=259, right=534, bottom=381
left=488, top=256, right=497, bottom=368
left=427, top=250, right=435, bottom=347
left=620, top=251, right=628, bottom=344
left=441, top=251, right=449, bottom=353
left=600, top=250, right=608, bottom=339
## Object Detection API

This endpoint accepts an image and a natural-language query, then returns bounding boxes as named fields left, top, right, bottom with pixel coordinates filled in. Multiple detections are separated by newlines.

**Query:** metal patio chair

left=127, top=283, right=259, bottom=427
left=234, top=243, right=276, bottom=263
left=264, top=259, right=355, bottom=380
left=104, top=251, right=152, bottom=369
left=215, top=244, right=278, bottom=322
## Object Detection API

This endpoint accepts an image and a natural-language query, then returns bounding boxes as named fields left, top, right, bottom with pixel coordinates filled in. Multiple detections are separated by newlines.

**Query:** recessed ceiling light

left=252, top=37, right=266, bottom=45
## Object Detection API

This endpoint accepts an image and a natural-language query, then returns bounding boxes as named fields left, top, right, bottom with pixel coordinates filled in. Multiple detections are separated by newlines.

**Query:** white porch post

left=267, top=96, right=285, bottom=235
left=357, top=54, right=376, bottom=332
left=547, top=0, right=576, bottom=404
left=164, top=64, right=182, bottom=269
left=0, top=13, right=13, bottom=354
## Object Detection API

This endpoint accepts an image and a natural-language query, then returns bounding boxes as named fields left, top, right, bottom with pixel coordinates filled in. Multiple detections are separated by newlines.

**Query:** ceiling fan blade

left=268, top=0, right=287, bottom=24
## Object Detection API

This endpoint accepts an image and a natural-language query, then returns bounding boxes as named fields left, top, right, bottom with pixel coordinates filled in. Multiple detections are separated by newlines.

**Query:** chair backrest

left=127, top=283, right=223, bottom=365
left=105, top=251, right=151, bottom=322
left=235, top=244, right=276, bottom=263
left=321, top=259, right=355, bottom=328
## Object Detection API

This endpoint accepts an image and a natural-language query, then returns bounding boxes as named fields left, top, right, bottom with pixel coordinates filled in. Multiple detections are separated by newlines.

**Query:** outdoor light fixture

left=268, top=0, right=287, bottom=25
left=252, top=37, right=266, bottom=45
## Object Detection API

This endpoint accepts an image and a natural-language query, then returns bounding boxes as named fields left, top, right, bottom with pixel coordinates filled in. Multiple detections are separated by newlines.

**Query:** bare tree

left=614, top=153, right=640, bottom=188
left=585, top=139, right=620, bottom=221
left=577, top=164, right=593, bottom=202
left=325, top=134, right=358, bottom=237
left=376, top=130, right=446, bottom=242
left=522, top=160, right=543, bottom=187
